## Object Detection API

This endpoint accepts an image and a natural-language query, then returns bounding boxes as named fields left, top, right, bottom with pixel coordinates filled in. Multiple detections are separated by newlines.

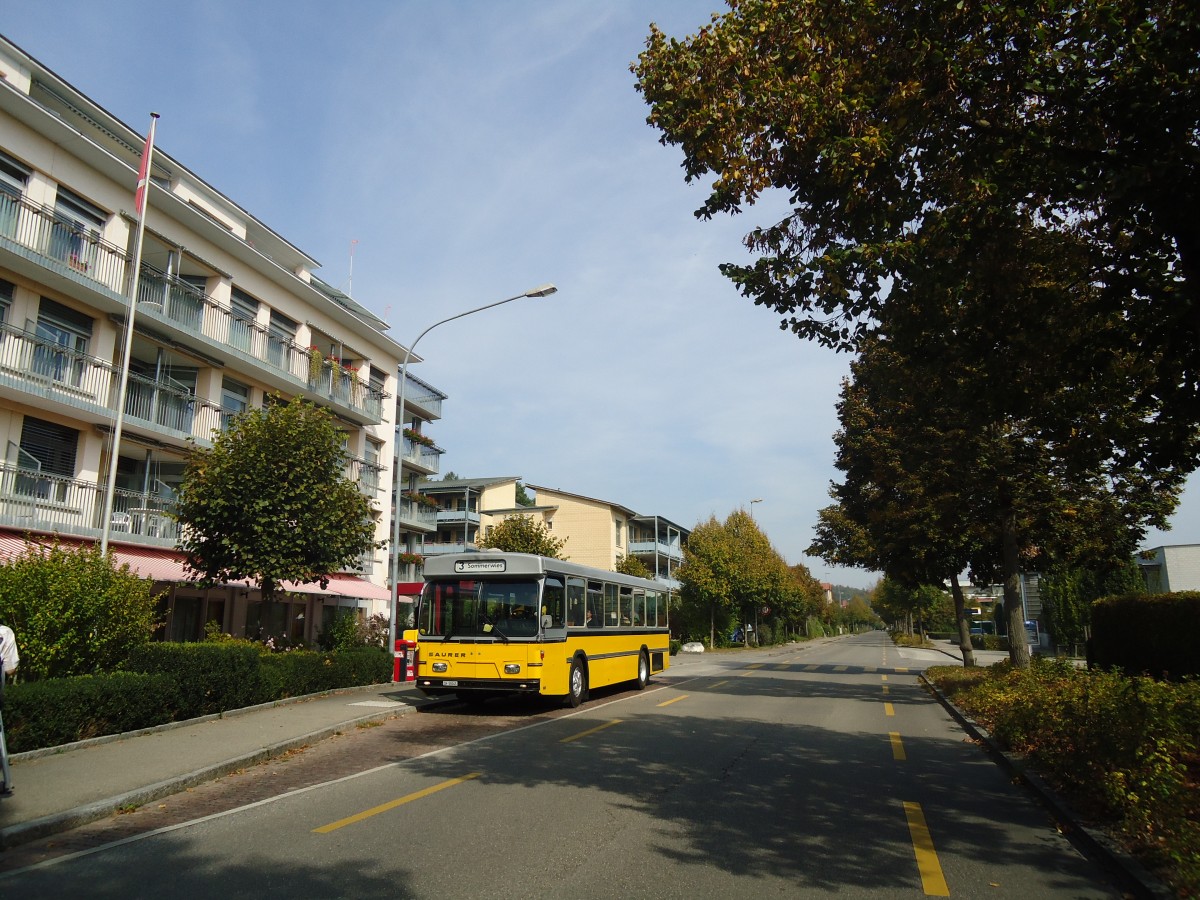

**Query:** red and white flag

left=134, top=113, right=159, bottom=218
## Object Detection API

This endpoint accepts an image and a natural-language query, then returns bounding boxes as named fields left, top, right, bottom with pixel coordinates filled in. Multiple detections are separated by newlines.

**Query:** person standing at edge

left=0, top=622, right=18, bottom=796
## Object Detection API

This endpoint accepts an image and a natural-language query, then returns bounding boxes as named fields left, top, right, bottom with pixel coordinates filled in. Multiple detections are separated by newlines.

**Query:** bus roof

left=421, top=552, right=671, bottom=593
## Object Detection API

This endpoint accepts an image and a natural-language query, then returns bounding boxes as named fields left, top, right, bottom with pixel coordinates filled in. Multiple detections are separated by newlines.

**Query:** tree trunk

left=1001, top=511, right=1031, bottom=669
left=709, top=601, right=715, bottom=650
left=950, top=573, right=976, bottom=668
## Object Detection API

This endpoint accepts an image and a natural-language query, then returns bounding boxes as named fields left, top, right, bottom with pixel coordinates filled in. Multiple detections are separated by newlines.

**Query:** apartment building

left=419, top=478, right=688, bottom=590
left=0, top=36, right=442, bottom=644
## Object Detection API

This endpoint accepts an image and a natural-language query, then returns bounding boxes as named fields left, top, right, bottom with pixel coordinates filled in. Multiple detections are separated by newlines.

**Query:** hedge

left=2, top=644, right=393, bottom=753
left=1090, top=592, right=1200, bottom=679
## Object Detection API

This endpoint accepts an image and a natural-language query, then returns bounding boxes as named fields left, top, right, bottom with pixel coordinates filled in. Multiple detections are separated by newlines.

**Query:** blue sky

left=4, top=2, right=1195, bottom=589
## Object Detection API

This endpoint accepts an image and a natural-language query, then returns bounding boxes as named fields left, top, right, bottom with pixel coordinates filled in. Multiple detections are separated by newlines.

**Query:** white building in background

left=1138, top=544, right=1200, bottom=593
left=0, top=35, right=445, bottom=643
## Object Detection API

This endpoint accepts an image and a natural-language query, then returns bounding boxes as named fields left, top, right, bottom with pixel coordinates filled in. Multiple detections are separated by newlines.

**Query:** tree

left=0, top=542, right=160, bottom=680
left=515, top=482, right=535, bottom=507
left=174, top=397, right=378, bottom=614
left=477, top=514, right=567, bottom=559
left=615, top=554, right=653, bottom=578
left=1040, top=558, right=1146, bottom=652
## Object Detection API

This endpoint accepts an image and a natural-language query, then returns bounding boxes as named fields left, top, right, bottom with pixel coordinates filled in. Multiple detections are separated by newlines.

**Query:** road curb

left=919, top=674, right=1175, bottom=900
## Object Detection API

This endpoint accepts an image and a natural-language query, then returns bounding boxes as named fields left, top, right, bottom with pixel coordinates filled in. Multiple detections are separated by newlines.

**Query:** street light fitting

left=524, top=283, right=557, bottom=298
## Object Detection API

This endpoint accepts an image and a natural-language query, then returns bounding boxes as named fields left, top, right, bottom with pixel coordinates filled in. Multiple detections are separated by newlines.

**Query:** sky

left=3, top=2, right=1196, bottom=589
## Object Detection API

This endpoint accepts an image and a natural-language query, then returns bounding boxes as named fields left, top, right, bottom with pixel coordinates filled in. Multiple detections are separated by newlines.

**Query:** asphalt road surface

left=0, top=632, right=1122, bottom=898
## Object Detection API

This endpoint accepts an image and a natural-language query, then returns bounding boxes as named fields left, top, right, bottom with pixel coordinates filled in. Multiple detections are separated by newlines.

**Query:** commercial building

left=0, top=35, right=443, bottom=643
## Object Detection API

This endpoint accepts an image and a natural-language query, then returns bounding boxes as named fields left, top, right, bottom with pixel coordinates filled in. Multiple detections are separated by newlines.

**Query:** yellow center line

left=903, top=801, right=950, bottom=896
left=889, top=731, right=906, bottom=761
left=708, top=680, right=729, bottom=689
left=882, top=685, right=890, bottom=695
left=657, top=694, right=688, bottom=707
left=881, top=674, right=888, bottom=682
left=746, top=663, right=764, bottom=669
left=775, top=664, right=790, bottom=670
left=313, top=773, right=481, bottom=834
left=560, top=718, right=623, bottom=744
left=895, top=667, right=909, bottom=673
left=885, top=702, right=895, bottom=716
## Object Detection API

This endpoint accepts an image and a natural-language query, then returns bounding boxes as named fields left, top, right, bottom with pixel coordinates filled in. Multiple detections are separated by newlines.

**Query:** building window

left=51, top=186, right=106, bottom=271
left=0, top=151, right=31, bottom=236
left=615, top=520, right=623, bottom=548
left=221, top=377, right=250, bottom=428
left=267, top=309, right=297, bottom=369
left=33, top=297, right=92, bottom=387
left=230, top=287, right=259, bottom=353
left=16, top=415, right=79, bottom=502
left=0, top=277, right=13, bottom=323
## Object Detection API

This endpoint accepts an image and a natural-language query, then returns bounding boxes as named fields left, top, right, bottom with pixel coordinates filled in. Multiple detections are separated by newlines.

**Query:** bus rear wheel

left=567, top=657, right=587, bottom=708
left=635, top=651, right=650, bottom=689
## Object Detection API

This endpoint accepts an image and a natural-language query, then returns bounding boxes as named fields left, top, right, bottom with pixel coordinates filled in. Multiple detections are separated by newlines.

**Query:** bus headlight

left=432, top=662, right=448, bottom=673
left=504, top=664, right=521, bottom=674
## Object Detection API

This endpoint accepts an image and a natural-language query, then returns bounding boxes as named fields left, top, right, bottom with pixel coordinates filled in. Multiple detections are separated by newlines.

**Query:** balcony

left=394, top=499, right=437, bottom=532
left=436, top=508, right=480, bottom=526
left=0, top=462, right=178, bottom=547
left=136, top=266, right=386, bottom=424
left=400, top=372, right=444, bottom=421
left=0, top=192, right=388, bottom=425
left=421, top=541, right=478, bottom=556
left=0, top=322, right=224, bottom=446
left=629, top=539, right=684, bottom=562
left=401, top=437, right=441, bottom=476
left=345, top=454, right=385, bottom=498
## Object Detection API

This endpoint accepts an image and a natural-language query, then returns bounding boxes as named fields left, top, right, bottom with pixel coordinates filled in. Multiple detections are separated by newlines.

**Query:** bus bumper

left=416, top=678, right=542, bottom=697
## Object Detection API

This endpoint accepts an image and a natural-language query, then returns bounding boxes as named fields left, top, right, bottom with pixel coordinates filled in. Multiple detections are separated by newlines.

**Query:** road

left=0, top=632, right=1121, bottom=898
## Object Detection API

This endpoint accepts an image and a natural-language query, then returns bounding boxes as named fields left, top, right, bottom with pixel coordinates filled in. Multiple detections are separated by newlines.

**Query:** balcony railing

left=401, top=373, right=443, bottom=420
left=0, top=191, right=388, bottom=425
left=345, top=454, right=385, bottom=497
left=396, top=499, right=437, bottom=531
left=629, top=539, right=684, bottom=562
left=0, top=192, right=129, bottom=294
left=401, top=437, right=441, bottom=475
left=435, top=508, right=480, bottom=526
left=0, top=462, right=179, bottom=546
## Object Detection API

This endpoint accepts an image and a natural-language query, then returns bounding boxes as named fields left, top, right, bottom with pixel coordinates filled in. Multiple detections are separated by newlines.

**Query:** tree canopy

left=174, top=397, right=378, bottom=604
left=477, top=514, right=567, bottom=559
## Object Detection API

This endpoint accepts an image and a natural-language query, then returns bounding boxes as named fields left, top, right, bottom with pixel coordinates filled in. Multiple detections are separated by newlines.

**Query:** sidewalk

left=0, top=681, right=422, bottom=849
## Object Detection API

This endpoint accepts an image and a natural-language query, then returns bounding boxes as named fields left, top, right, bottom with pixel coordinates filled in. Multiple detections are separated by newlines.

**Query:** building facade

left=0, top=36, right=441, bottom=644
left=1138, top=544, right=1200, bottom=593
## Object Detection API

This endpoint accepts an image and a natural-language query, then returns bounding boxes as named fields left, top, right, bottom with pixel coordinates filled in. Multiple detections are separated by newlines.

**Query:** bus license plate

left=443, top=680, right=458, bottom=687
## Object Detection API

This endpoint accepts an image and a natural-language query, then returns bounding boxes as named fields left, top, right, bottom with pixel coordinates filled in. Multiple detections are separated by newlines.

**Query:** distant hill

left=830, top=584, right=871, bottom=603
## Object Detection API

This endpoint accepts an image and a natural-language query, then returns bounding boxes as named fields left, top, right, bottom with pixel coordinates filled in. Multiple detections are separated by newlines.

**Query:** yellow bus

left=408, top=552, right=671, bottom=707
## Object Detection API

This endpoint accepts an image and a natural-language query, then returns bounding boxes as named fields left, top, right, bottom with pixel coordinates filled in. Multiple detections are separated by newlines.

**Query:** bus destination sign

left=454, top=559, right=507, bottom=574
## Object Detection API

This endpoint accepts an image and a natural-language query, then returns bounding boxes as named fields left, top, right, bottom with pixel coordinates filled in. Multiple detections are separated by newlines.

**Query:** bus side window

left=566, top=576, right=586, bottom=626
left=633, top=590, right=646, bottom=626
left=619, top=586, right=632, bottom=625
left=542, top=575, right=566, bottom=628
left=604, top=583, right=618, bottom=626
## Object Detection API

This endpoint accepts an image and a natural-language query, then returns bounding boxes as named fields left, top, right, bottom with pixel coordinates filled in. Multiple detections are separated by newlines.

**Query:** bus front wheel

left=567, top=657, right=588, bottom=708
left=636, top=651, right=650, bottom=689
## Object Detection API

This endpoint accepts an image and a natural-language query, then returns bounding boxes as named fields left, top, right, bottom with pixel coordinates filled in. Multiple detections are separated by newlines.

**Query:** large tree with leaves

left=174, top=397, right=378, bottom=610
left=634, top=0, right=1200, bottom=471
left=477, top=514, right=567, bottom=559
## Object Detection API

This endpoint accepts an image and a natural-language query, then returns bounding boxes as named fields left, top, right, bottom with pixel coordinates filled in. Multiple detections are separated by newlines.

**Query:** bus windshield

left=417, top=578, right=542, bottom=640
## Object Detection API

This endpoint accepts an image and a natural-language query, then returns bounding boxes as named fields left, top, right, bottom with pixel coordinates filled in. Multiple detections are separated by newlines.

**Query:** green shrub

left=969, top=634, right=1010, bottom=651
left=1090, top=592, right=1200, bottom=679
left=260, top=647, right=390, bottom=697
left=927, top=660, right=1199, bottom=894
left=2, top=672, right=178, bottom=753
left=0, top=542, right=161, bottom=680
left=669, top=639, right=682, bottom=656
left=125, top=642, right=269, bottom=717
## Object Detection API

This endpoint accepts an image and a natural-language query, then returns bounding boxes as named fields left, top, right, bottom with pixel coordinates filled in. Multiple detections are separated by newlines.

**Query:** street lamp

left=749, top=498, right=763, bottom=519
left=387, top=284, right=558, bottom=658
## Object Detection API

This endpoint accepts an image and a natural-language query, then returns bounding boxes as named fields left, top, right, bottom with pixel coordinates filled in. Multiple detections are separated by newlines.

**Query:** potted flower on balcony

left=402, top=490, right=439, bottom=509
left=402, top=427, right=435, bottom=448
left=397, top=551, right=424, bottom=567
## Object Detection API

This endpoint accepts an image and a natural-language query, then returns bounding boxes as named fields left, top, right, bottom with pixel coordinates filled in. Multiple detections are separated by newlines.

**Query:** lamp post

left=386, top=284, right=558, bottom=660
left=749, top=498, right=763, bottom=519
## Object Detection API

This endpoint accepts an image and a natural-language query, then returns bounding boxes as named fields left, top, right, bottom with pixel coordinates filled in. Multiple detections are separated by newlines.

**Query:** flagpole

left=100, top=112, right=159, bottom=555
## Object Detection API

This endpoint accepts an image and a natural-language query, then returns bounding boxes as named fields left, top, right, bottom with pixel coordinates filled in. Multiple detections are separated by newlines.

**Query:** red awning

left=0, top=530, right=390, bottom=602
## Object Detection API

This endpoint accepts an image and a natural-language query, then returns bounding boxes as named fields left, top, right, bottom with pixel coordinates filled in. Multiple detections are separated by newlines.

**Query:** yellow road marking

left=560, top=719, right=622, bottom=744
left=746, top=663, right=764, bottom=669
left=863, top=666, right=876, bottom=673
left=313, top=773, right=481, bottom=833
left=881, top=674, right=888, bottom=682
left=708, top=680, right=728, bottom=689
left=895, top=667, right=909, bottom=673
left=775, top=664, right=790, bottom=670
left=903, top=801, right=950, bottom=896
left=833, top=665, right=848, bottom=672
left=657, top=695, right=688, bottom=707
left=882, top=685, right=890, bottom=695
left=889, top=731, right=906, bottom=761
left=885, top=702, right=895, bottom=716
left=804, top=665, right=819, bottom=672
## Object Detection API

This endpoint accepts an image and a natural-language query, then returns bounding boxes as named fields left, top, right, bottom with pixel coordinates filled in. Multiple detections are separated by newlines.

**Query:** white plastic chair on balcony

left=110, top=512, right=131, bottom=532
